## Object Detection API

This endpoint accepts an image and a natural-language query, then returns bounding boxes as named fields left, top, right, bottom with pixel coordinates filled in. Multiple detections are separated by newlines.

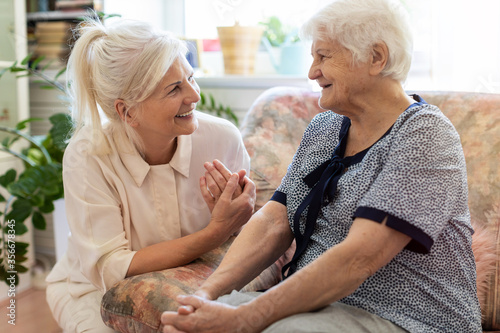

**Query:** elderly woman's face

left=308, top=39, right=371, bottom=112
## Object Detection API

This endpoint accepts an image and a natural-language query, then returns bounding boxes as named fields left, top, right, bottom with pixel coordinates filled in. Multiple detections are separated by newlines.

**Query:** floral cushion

left=101, top=237, right=284, bottom=333
left=240, top=87, right=324, bottom=210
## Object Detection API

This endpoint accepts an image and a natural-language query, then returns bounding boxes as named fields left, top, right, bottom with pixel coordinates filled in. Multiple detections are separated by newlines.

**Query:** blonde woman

left=45, top=18, right=255, bottom=332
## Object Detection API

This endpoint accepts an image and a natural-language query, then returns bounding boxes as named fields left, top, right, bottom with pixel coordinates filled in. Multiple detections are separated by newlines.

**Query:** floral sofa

left=101, top=87, right=499, bottom=332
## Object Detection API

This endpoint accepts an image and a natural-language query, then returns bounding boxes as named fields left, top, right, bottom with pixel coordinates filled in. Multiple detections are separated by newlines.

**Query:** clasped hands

left=161, top=292, right=250, bottom=333
left=200, top=159, right=256, bottom=239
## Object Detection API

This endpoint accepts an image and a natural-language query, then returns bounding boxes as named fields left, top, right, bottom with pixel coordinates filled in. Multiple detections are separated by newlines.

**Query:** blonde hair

left=66, top=18, right=187, bottom=154
left=301, top=0, right=413, bottom=82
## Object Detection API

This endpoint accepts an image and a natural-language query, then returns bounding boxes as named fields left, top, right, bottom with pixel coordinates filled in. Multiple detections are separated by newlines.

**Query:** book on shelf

left=55, top=0, right=94, bottom=11
left=35, top=21, right=72, bottom=33
left=35, top=31, right=71, bottom=44
left=32, top=20, right=74, bottom=69
left=35, top=43, right=69, bottom=57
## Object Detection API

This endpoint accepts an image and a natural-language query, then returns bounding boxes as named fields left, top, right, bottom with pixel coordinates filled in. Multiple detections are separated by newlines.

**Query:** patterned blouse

left=271, top=96, right=482, bottom=333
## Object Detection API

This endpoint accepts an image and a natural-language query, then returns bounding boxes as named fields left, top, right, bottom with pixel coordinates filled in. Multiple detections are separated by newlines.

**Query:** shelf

left=26, top=10, right=92, bottom=22
left=195, top=75, right=314, bottom=90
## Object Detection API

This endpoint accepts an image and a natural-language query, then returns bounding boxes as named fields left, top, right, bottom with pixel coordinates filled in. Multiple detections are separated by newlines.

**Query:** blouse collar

left=117, top=133, right=192, bottom=187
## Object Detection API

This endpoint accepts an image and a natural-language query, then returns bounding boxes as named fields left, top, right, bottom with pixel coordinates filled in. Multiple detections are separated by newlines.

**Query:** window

left=104, top=0, right=500, bottom=93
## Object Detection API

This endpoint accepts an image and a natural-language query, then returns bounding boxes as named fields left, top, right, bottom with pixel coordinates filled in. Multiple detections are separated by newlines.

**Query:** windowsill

left=195, top=75, right=314, bottom=89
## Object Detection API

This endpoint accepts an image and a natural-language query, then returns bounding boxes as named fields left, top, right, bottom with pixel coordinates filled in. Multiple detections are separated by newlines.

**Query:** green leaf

left=29, top=194, right=45, bottom=207
left=8, top=163, right=63, bottom=202
left=26, top=147, right=45, bottom=165
left=15, top=73, right=32, bottom=79
left=5, top=199, right=33, bottom=224
left=54, top=67, right=67, bottom=80
left=49, top=113, right=72, bottom=151
left=3, top=220, right=29, bottom=235
left=200, top=91, right=206, bottom=105
left=10, top=66, right=26, bottom=73
left=210, top=94, right=216, bottom=110
left=14, top=242, right=29, bottom=251
left=39, top=199, right=54, bottom=213
left=0, top=169, right=17, bottom=187
left=0, top=194, right=5, bottom=202
left=40, top=85, right=56, bottom=90
left=102, top=13, right=122, bottom=20
left=0, top=270, right=19, bottom=287
left=15, top=117, right=43, bottom=131
left=15, top=265, right=28, bottom=274
left=20, top=53, right=32, bottom=65
left=32, top=211, right=46, bottom=229
left=1, top=137, right=10, bottom=148
left=30, top=55, right=45, bottom=69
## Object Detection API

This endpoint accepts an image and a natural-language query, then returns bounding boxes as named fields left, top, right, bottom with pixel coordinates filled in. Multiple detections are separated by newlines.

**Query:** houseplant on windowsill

left=259, top=15, right=310, bottom=76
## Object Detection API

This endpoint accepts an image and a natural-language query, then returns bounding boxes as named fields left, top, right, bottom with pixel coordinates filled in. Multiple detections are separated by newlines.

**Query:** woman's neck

left=143, top=137, right=177, bottom=165
left=344, top=80, right=414, bottom=157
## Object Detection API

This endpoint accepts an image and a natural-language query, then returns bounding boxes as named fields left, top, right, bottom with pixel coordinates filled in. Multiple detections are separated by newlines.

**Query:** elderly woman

left=161, top=0, right=482, bottom=332
left=45, top=18, right=255, bottom=332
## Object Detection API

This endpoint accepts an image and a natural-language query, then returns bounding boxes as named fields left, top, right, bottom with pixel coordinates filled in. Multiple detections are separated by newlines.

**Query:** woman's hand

left=162, top=295, right=254, bottom=333
left=200, top=159, right=247, bottom=213
left=206, top=172, right=255, bottom=240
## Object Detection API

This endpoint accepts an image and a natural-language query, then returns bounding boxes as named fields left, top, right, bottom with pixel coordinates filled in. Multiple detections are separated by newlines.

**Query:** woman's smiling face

left=133, top=56, right=201, bottom=145
left=308, top=38, right=371, bottom=114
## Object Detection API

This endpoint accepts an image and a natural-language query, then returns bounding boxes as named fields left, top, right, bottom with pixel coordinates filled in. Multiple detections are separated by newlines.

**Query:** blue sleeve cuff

left=353, top=206, right=433, bottom=254
left=270, top=190, right=287, bottom=206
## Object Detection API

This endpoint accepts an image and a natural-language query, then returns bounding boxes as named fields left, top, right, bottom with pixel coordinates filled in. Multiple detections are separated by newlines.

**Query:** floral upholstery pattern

left=101, top=237, right=284, bottom=332
left=101, top=87, right=499, bottom=332
left=239, top=87, right=324, bottom=210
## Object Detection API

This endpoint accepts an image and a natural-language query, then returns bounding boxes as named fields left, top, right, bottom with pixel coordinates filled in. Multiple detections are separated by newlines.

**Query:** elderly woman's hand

left=200, top=159, right=248, bottom=213
left=161, top=295, right=253, bottom=333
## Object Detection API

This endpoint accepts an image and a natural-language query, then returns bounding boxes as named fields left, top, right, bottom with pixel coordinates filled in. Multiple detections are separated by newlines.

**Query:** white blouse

left=46, top=111, right=250, bottom=294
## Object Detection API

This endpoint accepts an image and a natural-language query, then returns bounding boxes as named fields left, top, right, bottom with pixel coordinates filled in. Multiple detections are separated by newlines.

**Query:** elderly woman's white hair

left=301, top=0, right=413, bottom=82
left=66, top=18, right=187, bottom=155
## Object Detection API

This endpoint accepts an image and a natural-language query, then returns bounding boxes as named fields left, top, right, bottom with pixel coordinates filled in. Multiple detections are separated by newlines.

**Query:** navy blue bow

left=281, top=156, right=346, bottom=278
left=281, top=118, right=351, bottom=279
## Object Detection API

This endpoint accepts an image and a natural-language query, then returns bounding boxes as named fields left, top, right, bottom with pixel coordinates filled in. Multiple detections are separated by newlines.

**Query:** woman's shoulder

left=63, top=126, right=116, bottom=168
left=397, top=101, right=455, bottom=133
left=304, top=111, right=344, bottom=138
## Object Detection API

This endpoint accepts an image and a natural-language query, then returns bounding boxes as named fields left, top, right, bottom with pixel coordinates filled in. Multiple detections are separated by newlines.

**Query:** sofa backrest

left=416, top=91, right=500, bottom=225
left=240, top=87, right=500, bottom=330
left=241, top=87, right=500, bottom=225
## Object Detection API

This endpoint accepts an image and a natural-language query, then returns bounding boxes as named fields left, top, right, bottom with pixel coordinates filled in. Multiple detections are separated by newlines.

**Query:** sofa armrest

left=101, top=237, right=284, bottom=333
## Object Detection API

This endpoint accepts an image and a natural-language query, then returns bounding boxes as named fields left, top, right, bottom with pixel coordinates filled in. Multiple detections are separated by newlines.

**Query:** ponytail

left=65, top=18, right=187, bottom=155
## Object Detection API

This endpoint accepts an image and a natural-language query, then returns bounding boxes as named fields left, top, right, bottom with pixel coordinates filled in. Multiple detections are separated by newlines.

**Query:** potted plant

left=259, top=16, right=310, bottom=76
left=0, top=55, right=72, bottom=286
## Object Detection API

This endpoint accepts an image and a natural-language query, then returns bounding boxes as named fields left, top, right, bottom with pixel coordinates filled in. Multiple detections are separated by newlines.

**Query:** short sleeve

left=356, top=108, right=468, bottom=252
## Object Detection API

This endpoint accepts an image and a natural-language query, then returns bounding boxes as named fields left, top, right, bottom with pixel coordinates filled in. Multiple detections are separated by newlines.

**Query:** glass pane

left=0, top=0, right=16, bottom=60
left=0, top=0, right=19, bottom=135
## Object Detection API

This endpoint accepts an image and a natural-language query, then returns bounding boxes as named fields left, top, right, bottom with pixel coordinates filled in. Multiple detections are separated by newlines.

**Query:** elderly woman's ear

left=369, top=42, right=389, bottom=76
left=115, top=99, right=138, bottom=127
